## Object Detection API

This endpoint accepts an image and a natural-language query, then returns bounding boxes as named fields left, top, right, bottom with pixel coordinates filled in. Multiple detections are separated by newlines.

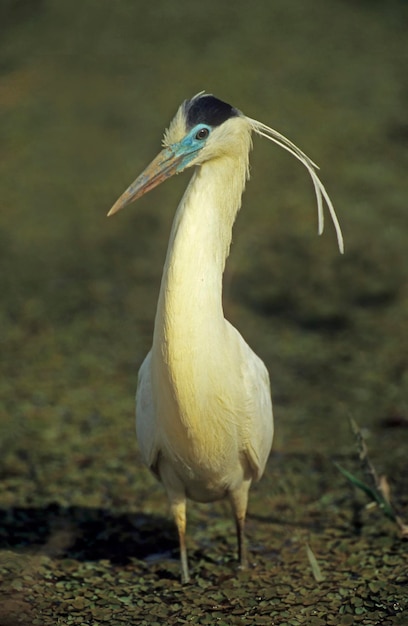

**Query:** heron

left=108, top=93, right=343, bottom=584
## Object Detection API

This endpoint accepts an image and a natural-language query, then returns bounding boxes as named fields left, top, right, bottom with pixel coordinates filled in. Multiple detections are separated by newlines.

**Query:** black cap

left=185, top=94, right=239, bottom=130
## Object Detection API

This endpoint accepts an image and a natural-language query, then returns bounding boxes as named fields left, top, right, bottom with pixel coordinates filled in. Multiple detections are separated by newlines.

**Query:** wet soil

left=0, top=1, right=407, bottom=624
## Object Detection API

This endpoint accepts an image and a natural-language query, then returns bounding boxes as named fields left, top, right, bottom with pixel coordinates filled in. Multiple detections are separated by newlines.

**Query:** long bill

left=108, top=146, right=187, bottom=216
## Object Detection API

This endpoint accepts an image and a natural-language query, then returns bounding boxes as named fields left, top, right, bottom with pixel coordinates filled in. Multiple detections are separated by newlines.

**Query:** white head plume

left=247, top=116, right=344, bottom=254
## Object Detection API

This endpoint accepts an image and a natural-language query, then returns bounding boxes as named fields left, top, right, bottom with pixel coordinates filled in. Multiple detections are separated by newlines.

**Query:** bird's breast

left=145, top=336, right=245, bottom=461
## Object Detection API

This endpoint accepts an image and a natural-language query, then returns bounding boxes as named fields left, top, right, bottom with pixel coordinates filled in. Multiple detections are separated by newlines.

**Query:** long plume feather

left=247, top=117, right=344, bottom=254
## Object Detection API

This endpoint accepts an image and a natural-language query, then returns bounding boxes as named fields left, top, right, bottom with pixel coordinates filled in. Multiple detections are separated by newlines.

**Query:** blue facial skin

left=173, top=124, right=212, bottom=173
left=109, top=124, right=214, bottom=211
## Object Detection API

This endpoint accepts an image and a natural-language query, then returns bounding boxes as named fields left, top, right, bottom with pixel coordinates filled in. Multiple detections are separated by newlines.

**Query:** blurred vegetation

left=0, top=0, right=407, bottom=623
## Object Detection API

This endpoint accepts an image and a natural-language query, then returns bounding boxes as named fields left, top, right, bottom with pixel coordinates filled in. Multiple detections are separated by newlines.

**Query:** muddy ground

left=0, top=1, right=407, bottom=624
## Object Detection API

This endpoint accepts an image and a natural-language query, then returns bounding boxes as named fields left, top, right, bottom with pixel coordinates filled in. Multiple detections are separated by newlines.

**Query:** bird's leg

left=159, top=457, right=190, bottom=583
left=229, top=480, right=251, bottom=569
left=170, top=498, right=190, bottom=584
left=235, top=513, right=247, bottom=568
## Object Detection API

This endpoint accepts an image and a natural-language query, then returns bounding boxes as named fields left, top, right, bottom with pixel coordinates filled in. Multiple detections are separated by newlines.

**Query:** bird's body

left=109, top=94, right=343, bottom=583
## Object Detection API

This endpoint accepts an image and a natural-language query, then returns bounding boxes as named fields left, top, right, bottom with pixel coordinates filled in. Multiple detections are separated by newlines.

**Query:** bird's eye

left=195, top=127, right=209, bottom=140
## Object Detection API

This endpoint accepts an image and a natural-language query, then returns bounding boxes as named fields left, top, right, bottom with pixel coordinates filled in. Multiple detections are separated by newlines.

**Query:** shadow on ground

left=0, top=504, right=178, bottom=564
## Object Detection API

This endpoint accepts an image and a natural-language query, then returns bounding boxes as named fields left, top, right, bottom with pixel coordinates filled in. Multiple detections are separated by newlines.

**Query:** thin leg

left=158, top=457, right=190, bottom=583
left=235, top=513, right=247, bottom=568
left=229, top=480, right=251, bottom=569
left=170, top=498, right=190, bottom=584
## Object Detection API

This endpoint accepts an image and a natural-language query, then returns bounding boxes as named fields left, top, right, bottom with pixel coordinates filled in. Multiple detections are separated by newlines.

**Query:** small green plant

left=335, top=417, right=408, bottom=537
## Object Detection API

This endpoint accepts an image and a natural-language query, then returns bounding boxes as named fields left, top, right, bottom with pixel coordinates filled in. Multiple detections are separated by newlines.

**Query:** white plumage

left=108, top=93, right=343, bottom=583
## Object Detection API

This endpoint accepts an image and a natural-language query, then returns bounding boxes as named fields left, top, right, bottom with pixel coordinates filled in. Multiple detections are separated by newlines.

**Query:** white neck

left=153, top=150, right=249, bottom=358
left=148, top=125, right=252, bottom=452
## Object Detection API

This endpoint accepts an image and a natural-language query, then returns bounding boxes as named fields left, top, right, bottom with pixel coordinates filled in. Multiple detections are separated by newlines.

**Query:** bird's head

left=108, top=92, right=344, bottom=253
left=108, top=93, right=251, bottom=216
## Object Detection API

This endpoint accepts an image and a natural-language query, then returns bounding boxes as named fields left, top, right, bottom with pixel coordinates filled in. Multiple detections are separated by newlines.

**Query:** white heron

left=108, top=93, right=343, bottom=583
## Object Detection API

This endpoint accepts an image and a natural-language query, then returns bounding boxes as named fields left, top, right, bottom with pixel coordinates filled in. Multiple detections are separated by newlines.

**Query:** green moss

left=1, top=0, right=407, bottom=623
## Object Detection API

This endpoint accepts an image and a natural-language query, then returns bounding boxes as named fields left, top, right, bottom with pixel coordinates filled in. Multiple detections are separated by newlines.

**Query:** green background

left=1, top=1, right=407, bottom=624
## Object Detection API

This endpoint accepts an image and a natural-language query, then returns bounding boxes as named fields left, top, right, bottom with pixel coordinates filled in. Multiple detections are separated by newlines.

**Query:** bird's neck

left=153, top=151, right=249, bottom=356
